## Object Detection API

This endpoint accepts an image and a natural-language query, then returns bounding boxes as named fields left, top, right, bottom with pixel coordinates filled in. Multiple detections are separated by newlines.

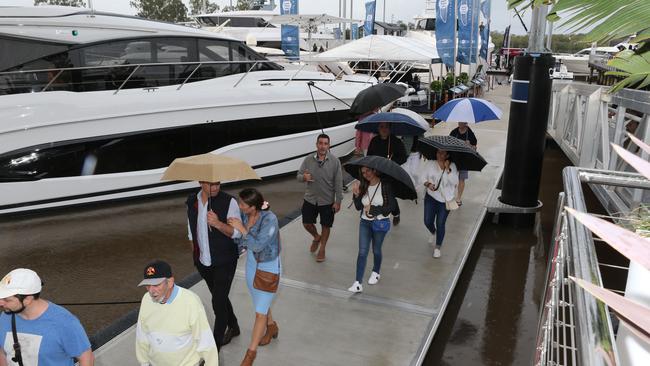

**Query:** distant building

left=373, top=21, right=405, bottom=37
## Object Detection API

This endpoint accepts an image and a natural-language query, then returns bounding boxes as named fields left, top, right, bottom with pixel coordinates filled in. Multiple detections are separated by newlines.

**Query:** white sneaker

left=433, top=248, right=441, bottom=258
left=348, top=281, right=363, bottom=293
left=368, top=271, right=380, bottom=285
left=428, top=235, right=435, bottom=244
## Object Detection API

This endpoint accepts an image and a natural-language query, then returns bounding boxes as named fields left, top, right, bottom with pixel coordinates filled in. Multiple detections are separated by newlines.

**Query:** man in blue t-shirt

left=0, top=268, right=94, bottom=366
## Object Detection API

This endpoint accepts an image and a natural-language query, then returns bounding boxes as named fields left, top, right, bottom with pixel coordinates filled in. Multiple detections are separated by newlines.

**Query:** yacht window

left=83, top=40, right=154, bottom=66
left=0, top=37, right=70, bottom=71
left=198, top=39, right=230, bottom=61
left=425, top=19, right=436, bottom=31
left=154, top=38, right=192, bottom=63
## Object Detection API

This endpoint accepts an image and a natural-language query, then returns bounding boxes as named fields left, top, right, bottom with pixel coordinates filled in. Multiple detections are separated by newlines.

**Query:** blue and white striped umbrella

left=433, top=98, right=503, bottom=124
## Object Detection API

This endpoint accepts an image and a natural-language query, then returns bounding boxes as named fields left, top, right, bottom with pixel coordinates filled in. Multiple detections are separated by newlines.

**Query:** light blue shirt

left=0, top=302, right=91, bottom=366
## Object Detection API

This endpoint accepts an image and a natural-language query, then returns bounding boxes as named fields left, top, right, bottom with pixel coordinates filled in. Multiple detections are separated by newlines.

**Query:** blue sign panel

left=364, top=1, right=376, bottom=36
left=435, top=0, right=457, bottom=68
left=280, top=0, right=299, bottom=60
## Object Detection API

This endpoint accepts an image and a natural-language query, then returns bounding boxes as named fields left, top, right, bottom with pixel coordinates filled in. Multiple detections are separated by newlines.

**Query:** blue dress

left=241, top=211, right=281, bottom=315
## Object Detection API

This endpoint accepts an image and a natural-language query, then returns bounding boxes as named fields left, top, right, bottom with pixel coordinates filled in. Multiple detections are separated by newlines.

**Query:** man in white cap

left=136, top=260, right=218, bottom=366
left=0, top=268, right=94, bottom=366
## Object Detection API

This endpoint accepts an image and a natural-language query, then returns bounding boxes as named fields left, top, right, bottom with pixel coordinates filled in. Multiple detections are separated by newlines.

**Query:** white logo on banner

left=366, top=14, right=373, bottom=22
left=459, top=0, right=469, bottom=26
left=282, top=0, right=292, bottom=12
left=439, top=0, right=449, bottom=23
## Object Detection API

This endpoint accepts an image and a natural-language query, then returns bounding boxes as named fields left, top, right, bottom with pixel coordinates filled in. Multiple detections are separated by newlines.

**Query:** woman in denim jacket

left=227, top=188, right=280, bottom=366
left=348, top=166, right=397, bottom=293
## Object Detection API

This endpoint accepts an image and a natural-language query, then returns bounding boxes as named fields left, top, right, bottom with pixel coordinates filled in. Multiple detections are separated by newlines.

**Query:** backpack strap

left=11, top=314, right=24, bottom=366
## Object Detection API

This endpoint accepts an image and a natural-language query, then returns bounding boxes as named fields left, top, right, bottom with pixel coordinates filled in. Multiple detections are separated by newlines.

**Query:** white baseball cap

left=0, top=268, right=42, bottom=299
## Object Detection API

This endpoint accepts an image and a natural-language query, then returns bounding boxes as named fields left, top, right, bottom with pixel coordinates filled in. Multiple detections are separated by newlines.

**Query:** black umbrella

left=350, top=83, right=407, bottom=116
left=417, top=135, right=488, bottom=171
left=344, top=155, right=417, bottom=200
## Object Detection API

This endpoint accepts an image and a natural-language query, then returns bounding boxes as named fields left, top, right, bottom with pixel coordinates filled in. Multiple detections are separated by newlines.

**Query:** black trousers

left=197, top=260, right=238, bottom=348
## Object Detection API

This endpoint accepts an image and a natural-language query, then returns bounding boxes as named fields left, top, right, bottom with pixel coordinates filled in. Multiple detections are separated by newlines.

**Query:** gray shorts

left=459, top=170, right=469, bottom=180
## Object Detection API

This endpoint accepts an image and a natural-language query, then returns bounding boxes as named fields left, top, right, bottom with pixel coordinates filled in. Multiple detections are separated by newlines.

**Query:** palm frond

left=606, top=48, right=650, bottom=93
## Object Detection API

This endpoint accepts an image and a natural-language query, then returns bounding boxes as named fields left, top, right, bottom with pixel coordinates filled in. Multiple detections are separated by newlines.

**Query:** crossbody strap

left=11, top=314, right=24, bottom=366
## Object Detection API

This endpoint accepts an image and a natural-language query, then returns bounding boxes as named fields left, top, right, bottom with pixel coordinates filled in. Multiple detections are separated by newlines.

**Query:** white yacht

left=0, top=6, right=372, bottom=215
left=554, top=46, right=620, bottom=75
left=193, top=1, right=344, bottom=53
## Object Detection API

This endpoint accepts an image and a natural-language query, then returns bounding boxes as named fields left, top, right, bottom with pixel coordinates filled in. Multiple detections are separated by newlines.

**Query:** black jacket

left=367, top=135, right=407, bottom=165
left=186, top=190, right=238, bottom=266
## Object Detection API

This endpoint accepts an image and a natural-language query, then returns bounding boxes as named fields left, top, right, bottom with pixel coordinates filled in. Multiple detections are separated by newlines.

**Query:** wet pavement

left=424, top=141, right=605, bottom=365
left=0, top=175, right=307, bottom=336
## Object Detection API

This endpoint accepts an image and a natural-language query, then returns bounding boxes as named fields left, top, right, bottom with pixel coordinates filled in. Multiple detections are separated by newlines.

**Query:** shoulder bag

left=433, top=167, right=459, bottom=211
left=252, top=217, right=280, bottom=293
left=366, top=183, right=391, bottom=233
left=11, top=314, right=24, bottom=366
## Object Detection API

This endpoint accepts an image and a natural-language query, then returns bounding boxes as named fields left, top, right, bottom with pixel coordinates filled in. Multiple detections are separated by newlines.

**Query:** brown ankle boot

left=259, top=321, right=279, bottom=346
left=240, top=349, right=256, bottom=366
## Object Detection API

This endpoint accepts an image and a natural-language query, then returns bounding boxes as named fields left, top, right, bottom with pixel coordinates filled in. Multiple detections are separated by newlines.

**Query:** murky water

left=0, top=176, right=307, bottom=337
left=423, top=140, right=603, bottom=365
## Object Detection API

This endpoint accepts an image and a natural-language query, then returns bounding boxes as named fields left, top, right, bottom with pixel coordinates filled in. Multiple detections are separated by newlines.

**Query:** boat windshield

left=195, top=16, right=275, bottom=28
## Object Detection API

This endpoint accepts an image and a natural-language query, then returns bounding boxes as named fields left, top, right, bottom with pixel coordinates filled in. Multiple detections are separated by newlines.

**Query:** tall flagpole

left=452, top=0, right=457, bottom=85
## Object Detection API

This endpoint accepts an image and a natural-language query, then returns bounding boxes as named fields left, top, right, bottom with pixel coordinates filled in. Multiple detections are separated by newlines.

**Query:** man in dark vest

left=187, top=180, right=241, bottom=350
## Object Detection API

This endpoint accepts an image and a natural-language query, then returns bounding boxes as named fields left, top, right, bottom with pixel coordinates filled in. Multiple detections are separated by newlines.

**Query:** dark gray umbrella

left=349, top=83, right=407, bottom=116
left=344, top=155, right=417, bottom=200
left=417, top=135, right=488, bottom=171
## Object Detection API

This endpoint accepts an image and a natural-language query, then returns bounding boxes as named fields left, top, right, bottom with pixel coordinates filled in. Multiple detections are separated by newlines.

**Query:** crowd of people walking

left=0, top=123, right=480, bottom=365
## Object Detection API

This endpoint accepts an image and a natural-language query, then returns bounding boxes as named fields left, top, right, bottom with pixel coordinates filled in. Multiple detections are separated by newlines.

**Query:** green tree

left=509, top=0, right=650, bottom=92
left=189, top=0, right=219, bottom=15
left=34, top=0, right=86, bottom=6
left=223, top=0, right=256, bottom=11
left=129, top=0, right=188, bottom=23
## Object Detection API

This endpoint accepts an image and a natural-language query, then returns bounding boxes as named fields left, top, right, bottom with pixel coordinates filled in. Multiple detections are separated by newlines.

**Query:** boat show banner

left=480, top=0, right=490, bottom=61
left=435, top=0, right=457, bottom=68
left=352, top=23, right=359, bottom=40
left=457, top=0, right=480, bottom=65
left=364, top=1, right=376, bottom=37
left=281, top=0, right=299, bottom=60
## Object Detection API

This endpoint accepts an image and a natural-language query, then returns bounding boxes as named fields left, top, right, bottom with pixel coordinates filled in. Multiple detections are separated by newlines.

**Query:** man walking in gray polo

left=297, top=133, right=343, bottom=262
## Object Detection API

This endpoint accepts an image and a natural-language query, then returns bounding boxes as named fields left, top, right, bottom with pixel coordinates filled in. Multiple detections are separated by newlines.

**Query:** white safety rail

left=547, top=82, right=650, bottom=213
left=535, top=167, right=650, bottom=366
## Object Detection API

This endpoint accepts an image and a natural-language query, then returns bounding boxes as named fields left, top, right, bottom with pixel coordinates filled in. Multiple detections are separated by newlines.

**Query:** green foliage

left=223, top=0, right=256, bottom=11
left=129, top=0, right=188, bottom=23
left=490, top=31, right=591, bottom=54
left=34, top=0, right=86, bottom=6
left=430, top=80, right=443, bottom=93
left=189, top=0, right=219, bottom=15
left=458, top=72, right=469, bottom=85
left=510, top=0, right=650, bottom=93
left=443, top=73, right=456, bottom=90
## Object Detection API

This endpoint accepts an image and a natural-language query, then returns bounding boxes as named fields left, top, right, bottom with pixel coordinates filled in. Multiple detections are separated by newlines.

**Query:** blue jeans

left=424, top=194, right=449, bottom=246
left=356, top=219, right=388, bottom=282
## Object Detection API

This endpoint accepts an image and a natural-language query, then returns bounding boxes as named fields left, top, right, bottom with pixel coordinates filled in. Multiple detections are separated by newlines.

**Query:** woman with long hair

left=348, top=166, right=397, bottom=293
left=227, top=188, right=280, bottom=366
left=420, top=149, right=458, bottom=258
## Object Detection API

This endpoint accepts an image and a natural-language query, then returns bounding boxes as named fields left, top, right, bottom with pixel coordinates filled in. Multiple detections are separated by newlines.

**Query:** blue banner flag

left=351, top=23, right=359, bottom=40
left=364, top=1, right=376, bottom=37
left=479, top=0, right=490, bottom=61
left=280, top=0, right=299, bottom=60
left=334, top=27, right=342, bottom=40
left=435, top=0, right=456, bottom=68
left=457, top=0, right=479, bottom=65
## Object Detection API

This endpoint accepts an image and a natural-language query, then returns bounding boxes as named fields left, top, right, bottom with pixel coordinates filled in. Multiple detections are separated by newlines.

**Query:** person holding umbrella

left=449, top=122, right=478, bottom=206
left=367, top=123, right=408, bottom=225
left=163, top=154, right=261, bottom=351
left=344, top=156, right=416, bottom=293
left=420, top=149, right=459, bottom=258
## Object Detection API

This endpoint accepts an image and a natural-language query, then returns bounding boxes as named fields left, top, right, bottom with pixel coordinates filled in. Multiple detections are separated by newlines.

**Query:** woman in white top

left=420, top=149, right=459, bottom=258
left=348, top=167, right=397, bottom=293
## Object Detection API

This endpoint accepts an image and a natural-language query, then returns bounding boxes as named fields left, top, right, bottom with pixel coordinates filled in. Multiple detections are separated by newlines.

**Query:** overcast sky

left=5, top=0, right=539, bottom=35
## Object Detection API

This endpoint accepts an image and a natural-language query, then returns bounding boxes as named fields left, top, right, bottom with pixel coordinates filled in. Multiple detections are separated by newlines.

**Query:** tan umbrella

left=162, top=153, right=260, bottom=183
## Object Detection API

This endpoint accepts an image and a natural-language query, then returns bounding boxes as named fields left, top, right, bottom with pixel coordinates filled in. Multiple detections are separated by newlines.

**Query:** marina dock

left=93, top=85, right=511, bottom=365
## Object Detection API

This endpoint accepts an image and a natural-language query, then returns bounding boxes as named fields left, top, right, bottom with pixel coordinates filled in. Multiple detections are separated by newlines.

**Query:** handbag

left=445, top=200, right=459, bottom=211
left=252, top=218, right=280, bottom=293
left=371, top=218, right=391, bottom=232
